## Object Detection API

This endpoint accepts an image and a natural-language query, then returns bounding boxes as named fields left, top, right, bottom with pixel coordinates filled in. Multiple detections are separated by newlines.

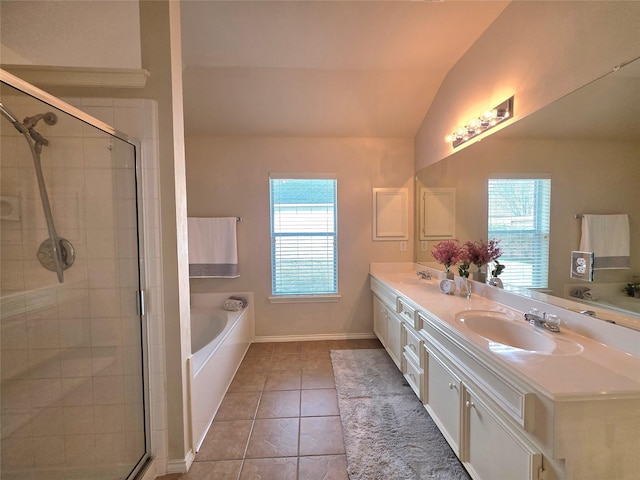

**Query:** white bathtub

left=188, top=293, right=254, bottom=452
left=190, top=307, right=235, bottom=375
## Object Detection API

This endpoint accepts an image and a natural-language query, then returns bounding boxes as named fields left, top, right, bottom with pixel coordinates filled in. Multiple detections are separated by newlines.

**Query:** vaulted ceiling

left=180, top=1, right=510, bottom=137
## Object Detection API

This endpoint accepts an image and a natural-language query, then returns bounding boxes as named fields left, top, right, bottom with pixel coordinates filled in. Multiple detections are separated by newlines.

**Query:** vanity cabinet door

left=373, top=295, right=401, bottom=369
left=464, top=389, right=542, bottom=480
left=386, top=310, right=402, bottom=368
left=373, top=295, right=388, bottom=344
left=425, top=347, right=462, bottom=455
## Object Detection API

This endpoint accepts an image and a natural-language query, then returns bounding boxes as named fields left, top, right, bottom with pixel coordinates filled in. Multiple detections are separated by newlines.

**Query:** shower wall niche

left=1, top=77, right=165, bottom=480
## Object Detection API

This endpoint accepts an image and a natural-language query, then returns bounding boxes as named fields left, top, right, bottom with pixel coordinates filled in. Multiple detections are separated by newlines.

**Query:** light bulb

left=467, top=118, right=481, bottom=130
left=482, top=109, right=497, bottom=120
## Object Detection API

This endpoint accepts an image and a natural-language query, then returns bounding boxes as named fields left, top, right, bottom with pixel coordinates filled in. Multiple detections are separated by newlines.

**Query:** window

left=269, top=176, right=338, bottom=298
left=488, top=177, right=551, bottom=288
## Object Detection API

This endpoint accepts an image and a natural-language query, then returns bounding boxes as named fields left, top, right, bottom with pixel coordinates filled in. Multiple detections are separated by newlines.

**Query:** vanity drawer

left=403, top=324, right=422, bottom=366
left=402, top=351, right=423, bottom=399
left=397, top=297, right=418, bottom=329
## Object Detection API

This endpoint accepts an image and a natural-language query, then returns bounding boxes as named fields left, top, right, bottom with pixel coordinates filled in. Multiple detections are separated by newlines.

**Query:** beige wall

left=415, top=138, right=640, bottom=295
left=416, top=1, right=640, bottom=171
left=0, top=0, right=142, bottom=68
left=186, top=136, right=414, bottom=337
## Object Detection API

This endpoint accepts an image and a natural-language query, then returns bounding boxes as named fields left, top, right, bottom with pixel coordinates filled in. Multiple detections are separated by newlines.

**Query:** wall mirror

left=415, top=57, right=640, bottom=330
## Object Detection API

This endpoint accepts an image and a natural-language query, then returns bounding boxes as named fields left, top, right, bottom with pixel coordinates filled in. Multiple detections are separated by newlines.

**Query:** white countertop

left=370, top=263, right=640, bottom=402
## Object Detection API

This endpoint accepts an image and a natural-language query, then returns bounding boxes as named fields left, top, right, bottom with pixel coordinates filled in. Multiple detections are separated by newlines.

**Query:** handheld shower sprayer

left=0, top=102, right=74, bottom=283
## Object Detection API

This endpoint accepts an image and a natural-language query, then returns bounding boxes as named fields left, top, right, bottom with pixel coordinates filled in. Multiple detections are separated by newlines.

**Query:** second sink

left=456, top=310, right=583, bottom=355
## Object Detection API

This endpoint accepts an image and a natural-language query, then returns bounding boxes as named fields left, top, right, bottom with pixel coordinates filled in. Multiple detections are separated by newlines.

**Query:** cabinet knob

left=409, top=343, right=417, bottom=352
left=448, top=382, right=456, bottom=390
left=465, top=400, right=475, bottom=409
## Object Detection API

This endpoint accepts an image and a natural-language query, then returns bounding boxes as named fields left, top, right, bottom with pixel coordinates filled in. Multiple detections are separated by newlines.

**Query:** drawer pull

left=409, top=343, right=417, bottom=353
left=408, top=372, right=416, bottom=382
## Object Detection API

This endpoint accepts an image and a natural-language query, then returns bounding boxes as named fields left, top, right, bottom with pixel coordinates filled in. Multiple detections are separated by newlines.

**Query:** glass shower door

left=1, top=76, right=150, bottom=480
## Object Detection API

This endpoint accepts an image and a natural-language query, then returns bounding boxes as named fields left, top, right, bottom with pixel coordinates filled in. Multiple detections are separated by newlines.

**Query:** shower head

left=23, top=111, right=58, bottom=129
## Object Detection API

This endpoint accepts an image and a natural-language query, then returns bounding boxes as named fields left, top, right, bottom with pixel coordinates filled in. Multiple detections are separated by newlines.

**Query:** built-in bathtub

left=187, top=293, right=254, bottom=452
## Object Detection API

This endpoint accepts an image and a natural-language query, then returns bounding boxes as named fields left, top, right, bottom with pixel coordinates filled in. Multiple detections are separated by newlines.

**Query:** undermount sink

left=456, top=310, right=583, bottom=355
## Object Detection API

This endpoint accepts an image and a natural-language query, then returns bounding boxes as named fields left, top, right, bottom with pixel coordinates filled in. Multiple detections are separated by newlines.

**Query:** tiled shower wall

left=0, top=95, right=167, bottom=478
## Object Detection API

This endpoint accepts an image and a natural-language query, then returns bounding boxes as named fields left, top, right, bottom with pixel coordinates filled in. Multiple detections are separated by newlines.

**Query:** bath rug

left=330, top=349, right=470, bottom=480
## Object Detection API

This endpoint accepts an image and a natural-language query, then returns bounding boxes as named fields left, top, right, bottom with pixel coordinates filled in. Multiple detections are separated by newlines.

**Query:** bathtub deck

left=161, top=338, right=382, bottom=480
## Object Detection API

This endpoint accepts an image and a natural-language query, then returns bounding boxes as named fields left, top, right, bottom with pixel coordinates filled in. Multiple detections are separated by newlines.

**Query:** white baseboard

left=166, top=449, right=195, bottom=475
left=253, top=332, right=377, bottom=343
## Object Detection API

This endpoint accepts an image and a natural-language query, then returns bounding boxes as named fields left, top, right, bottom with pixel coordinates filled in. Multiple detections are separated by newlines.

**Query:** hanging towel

left=188, top=217, right=239, bottom=278
left=579, top=214, right=630, bottom=269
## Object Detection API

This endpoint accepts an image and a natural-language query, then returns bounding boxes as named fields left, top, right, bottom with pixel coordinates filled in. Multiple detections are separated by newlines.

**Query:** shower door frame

left=0, top=68, right=153, bottom=480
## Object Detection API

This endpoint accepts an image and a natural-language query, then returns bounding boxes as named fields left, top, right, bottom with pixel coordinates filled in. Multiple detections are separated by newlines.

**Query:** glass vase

left=472, top=267, right=486, bottom=283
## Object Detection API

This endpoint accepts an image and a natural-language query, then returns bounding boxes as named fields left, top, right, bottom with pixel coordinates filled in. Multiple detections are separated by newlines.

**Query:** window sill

left=268, top=294, right=341, bottom=304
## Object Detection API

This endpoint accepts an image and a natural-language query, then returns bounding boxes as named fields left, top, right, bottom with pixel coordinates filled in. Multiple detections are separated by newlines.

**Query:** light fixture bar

left=446, top=96, right=514, bottom=148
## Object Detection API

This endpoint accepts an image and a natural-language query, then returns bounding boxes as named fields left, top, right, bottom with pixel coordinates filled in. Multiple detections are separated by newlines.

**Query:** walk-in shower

left=1, top=70, right=151, bottom=480
left=0, top=102, right=75, bottom=282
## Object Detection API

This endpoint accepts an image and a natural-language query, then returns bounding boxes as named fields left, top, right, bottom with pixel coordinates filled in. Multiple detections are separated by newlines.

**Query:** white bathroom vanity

left=370, top=263, right=640, bottom=480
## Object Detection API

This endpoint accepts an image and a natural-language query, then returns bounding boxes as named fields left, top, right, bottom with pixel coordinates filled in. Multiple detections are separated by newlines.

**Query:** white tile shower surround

left=0, top=96, right=166, bottom=478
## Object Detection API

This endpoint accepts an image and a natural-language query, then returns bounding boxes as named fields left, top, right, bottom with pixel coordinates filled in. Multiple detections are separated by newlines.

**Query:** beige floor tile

left=245, top=418, right=299, bottom=458
left=263, top=370, right=301, bottom=391
left=239, top=457, right=297, bottom=480
left=196, top=420, right=253, bottom=461
left=214, top=392, right=261, bottom=421
left=298, top=455, right=349, bottom=480
left=183, top=460, right=242, bottom=479
left=227, top=372, right=267, bottom=393
left=271, top=342, right=304, bottom=354
left=269, top=353, right=302, bottom=371
left=301, top=368, right=335, bottom=390
left=301, top=352, right=332, bottom=370
left=245, top=343, right=275, bottom=357
left=300, top=389, right=339, bottom=417
left=301, top=340, right=333, bottom=353
left=237, top=354, right=271, bottom=373
left=299, top=416, right=345, bottom=456
left=256, top=390, right=300, bottom=419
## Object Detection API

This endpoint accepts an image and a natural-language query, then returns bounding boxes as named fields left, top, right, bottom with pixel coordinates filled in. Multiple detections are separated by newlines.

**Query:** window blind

left=488, top=178, right=551, bottom=288
left=270, top=178, right=337, bottom=295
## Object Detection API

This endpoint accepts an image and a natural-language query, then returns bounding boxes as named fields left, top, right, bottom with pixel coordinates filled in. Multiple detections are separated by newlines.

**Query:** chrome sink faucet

left=524, top=309, right=561, bottom=333
left=416, top=270, right=432, bottom=280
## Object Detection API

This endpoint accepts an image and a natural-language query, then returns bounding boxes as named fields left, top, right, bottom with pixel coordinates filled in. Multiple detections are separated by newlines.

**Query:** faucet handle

left=544, top=314, right=561, bottom=332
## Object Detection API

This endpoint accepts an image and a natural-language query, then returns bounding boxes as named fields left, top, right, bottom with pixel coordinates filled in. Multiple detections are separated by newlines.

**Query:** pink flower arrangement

left=464, top=239, right=502, bottom=269
left=431, top=240, right=464, bottom=271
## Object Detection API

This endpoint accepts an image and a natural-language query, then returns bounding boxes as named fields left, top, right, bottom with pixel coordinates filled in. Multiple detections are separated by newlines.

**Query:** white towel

left=188, top=217, right=239, bottom=278
left=579, top=214, right=630, bottom=269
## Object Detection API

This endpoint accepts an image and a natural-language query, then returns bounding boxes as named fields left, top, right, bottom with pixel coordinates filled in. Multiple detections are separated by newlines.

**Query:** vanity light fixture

left=445, top=96, right=514, bottom=148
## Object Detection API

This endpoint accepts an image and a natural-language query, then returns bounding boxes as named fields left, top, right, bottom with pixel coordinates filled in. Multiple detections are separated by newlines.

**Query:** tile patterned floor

left=158, top=338, right=382, bottom=480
